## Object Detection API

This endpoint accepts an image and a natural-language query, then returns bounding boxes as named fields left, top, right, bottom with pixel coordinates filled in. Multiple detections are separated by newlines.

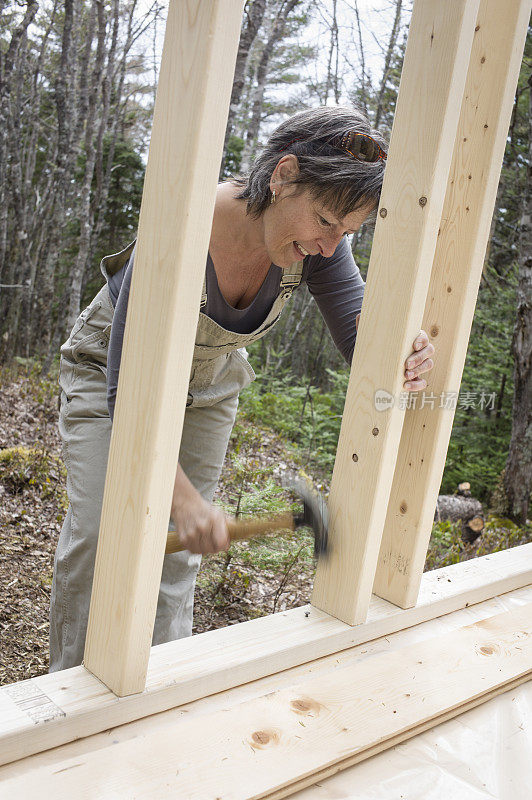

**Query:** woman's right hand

left=170, top=463, right=230, bottom=554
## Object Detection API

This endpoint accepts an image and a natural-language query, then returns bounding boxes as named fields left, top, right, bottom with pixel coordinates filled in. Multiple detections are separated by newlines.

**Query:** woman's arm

left=305, top=235, right=364, bottom=365
left=106, top=247, right=229, bottom=554
left=306, top=238, right=435, bottom=390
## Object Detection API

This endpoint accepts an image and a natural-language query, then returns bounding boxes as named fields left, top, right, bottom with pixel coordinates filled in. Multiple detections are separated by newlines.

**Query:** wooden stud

left=1, top=546, right=530, bottom=766
left=312, top=0, right=480, bottom=625
left=373, top=0, right=531, bottom=609
left=2, top=603, right=530, bottom=797
left=83, top=0, right=245, bottom=697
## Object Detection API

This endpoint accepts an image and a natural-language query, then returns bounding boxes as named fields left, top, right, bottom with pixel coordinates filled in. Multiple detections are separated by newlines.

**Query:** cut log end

left=467, top=516, right=485, bottom=533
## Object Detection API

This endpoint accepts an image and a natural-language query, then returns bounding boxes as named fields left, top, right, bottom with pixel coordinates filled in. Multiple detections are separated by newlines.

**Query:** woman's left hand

left=403, top=330, right=435, bottom=392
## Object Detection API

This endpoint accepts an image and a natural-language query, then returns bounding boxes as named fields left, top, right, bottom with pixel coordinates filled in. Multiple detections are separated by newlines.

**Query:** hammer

left=165, top=479, right=328, bottom=558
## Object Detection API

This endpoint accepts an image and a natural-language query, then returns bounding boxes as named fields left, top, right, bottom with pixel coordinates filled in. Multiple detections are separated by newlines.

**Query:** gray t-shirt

left=106, top=236, right=365, bottom=419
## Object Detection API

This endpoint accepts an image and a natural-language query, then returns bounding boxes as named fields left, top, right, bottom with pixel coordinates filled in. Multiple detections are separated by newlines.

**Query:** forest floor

left=1, top=363, right=530, bottom=686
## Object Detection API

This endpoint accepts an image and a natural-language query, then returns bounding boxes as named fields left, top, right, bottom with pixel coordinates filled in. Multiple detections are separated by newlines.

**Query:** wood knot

left=399, top=502, right=408, bottom=514
left=290, top=697, right=322, bottom=716
left=476, top=643, right=500, bottom=657
left=250, top=729, right=279, bottom=748
left=419, top=196, right=427, bottom=207
left=352, top=453, right=358, bottom=462
left=430, top=325, right=439, bottom=338
left=379, top=208, right=387, bottom=218
left=372, top=427, right=379, bottom=436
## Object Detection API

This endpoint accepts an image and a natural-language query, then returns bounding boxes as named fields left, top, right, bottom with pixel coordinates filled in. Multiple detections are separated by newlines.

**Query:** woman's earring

left=270, top=189, right=276, bottom=204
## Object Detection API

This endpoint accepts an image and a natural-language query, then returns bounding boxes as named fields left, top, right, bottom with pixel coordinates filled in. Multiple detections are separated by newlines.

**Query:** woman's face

left=263, top=164, right=374, bottom=268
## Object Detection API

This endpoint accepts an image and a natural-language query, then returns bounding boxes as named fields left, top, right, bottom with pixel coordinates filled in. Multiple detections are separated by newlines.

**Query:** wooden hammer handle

left=165, top=512, right=295, bottom=554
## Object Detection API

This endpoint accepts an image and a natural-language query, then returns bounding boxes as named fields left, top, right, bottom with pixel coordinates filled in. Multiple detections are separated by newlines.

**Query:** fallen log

left=434, top=491, right=485, bottom=542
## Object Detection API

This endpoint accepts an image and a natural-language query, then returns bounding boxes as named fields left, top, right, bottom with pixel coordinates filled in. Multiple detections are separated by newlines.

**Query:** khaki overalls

left=49, top=241, right=303, bottom=672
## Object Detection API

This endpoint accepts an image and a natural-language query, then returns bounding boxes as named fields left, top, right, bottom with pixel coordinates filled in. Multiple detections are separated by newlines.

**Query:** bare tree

left=221, top=0, right=268, bottom=175
left=0, top=0, right=39, bottom=360
left=374, top=0, right=402, bottom=129
left=0, top=0, right=155, bottom=365
left=240, top=0, right=304, bottom=171
left=352, top=1, right=369, bottom=117
left=323, top=0, right=340, bottom=104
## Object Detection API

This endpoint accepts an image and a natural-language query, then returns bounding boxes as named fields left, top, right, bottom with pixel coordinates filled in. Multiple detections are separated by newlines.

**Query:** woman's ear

left=270, top=154, right=299, bottom=193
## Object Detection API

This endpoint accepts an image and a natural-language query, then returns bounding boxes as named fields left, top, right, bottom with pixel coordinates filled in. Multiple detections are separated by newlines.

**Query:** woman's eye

left=319, top=216, right=331, bottom=226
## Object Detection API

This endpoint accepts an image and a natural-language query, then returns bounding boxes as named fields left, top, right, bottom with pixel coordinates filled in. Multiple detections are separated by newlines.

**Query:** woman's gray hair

left=233, top=106, right=388, bottom=220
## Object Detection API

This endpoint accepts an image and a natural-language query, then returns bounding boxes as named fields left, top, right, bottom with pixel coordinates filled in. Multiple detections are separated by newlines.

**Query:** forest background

left=1, top=0, right=530, bottom=519
left=0, top=0, right=531, bottom=682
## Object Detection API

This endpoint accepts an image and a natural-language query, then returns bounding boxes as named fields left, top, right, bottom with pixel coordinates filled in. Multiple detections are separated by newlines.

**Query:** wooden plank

left=373, top=0, right=531, bottom=610
left=1, top=545, right=530, bottom=766
left=1, top=604, right=530, bottom=798
left=267, top=676, right=532, bottom=800
left=82, top=0, right=245, bottom=697
left=311, top=0, right=480, bottom=625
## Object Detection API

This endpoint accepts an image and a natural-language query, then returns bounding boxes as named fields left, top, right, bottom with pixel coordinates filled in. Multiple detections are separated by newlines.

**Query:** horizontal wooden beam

left=268, top=675, right=532, bottom=800
left=1, top=545, right=530, bottom=766
left=2, top=603, right=530, bottom=797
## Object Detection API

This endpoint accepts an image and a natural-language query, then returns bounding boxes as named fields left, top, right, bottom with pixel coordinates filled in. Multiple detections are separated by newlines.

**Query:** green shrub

left=0, top=446, right=66, bottom=503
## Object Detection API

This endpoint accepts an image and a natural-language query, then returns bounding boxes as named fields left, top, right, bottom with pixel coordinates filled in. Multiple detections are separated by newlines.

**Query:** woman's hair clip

left=330, top=131, right=387, bottom=163
left=279, top=131, right=387, bottom=163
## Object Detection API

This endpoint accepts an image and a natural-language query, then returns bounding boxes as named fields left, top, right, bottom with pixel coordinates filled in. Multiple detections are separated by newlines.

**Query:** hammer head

left=288, top=477, right=329, bottom=558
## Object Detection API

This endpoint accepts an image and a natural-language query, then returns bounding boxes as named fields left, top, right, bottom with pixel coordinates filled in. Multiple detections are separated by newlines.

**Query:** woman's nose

left=318, top=232, right=343, bottom=258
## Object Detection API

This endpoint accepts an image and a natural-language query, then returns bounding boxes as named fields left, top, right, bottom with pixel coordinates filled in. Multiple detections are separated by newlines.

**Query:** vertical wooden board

left=311, top=0, right=480, bottom=625
left=83, top=0, right=245, bottom=696
left=373, top=0, right=531, bottom=609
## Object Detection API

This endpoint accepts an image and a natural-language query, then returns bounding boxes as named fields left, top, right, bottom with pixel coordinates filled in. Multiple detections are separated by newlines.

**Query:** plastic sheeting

left=294, top=585, right=532, bottom=800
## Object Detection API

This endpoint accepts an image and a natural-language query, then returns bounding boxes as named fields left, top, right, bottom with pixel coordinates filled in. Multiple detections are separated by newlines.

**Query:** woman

left=49, top=106, right=435, bottom=672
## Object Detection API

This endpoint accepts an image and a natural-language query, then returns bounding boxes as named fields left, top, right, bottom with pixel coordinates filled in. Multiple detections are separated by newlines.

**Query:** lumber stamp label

left=3, top=681, right=66, bottom=724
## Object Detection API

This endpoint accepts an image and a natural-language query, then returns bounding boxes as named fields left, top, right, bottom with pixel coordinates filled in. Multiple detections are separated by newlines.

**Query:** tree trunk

left=0, top=0, right=39, bottom=360
left=32, top=0, right=80, bottom=361
left=374, top=0, right=402, bottom=129
left=240, top=0, right=301, bottom=172
left=324, top=0, right=339, bottom=105
left=220, top=0, right=267, bottom=176
left=65, top=0, right=108, bottom=334
left=90, top=0, right=139, bottom=251
left=503, top=74, right=532, bottom=526
left=0, top=0, right=38, bottom=279
left=353, top=1, right=369, bottom=118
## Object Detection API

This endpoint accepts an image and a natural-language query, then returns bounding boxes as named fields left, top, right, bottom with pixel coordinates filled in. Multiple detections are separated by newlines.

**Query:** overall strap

left=279, top=260, right=304, bottom=298
left=199, top=259, right=303, bottom=310
left=100, top=238, right=137, bottom=279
